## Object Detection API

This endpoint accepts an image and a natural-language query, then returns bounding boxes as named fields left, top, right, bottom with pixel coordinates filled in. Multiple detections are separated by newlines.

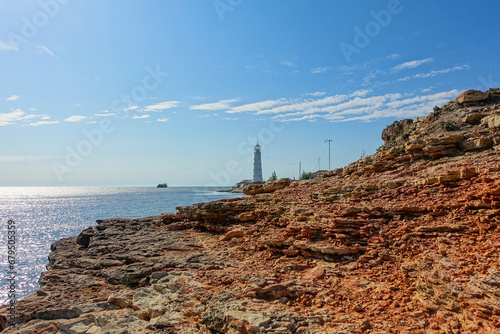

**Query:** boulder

left=455, top=89, right=490, bottom=103
left=481, top=114, right=500, bottom=128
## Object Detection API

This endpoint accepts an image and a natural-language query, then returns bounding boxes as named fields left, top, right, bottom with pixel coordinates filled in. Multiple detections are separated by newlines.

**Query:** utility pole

left=325, top=139, right=332, bottom=170
left=299, top=162, right=301, bottom=179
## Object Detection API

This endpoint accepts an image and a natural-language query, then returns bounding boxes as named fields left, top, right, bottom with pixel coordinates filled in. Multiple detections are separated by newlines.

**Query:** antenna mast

left=325, top=139, right=332, bottom=170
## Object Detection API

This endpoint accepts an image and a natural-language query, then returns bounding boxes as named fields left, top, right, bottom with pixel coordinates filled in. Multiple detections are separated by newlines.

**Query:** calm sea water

left=0, top=187, right=244, bottom=304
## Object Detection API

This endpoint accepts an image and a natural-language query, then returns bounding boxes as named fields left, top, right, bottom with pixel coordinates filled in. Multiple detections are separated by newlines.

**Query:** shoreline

left=0, top=186, right=245, bottom=307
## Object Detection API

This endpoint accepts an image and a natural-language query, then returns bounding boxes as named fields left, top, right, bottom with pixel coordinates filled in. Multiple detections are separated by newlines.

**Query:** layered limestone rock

left=1, top=89, right=500, bottom=333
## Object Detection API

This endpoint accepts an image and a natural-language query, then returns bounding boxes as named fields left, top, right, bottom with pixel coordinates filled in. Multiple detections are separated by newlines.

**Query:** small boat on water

left=157, top=183, right=168, bottom=188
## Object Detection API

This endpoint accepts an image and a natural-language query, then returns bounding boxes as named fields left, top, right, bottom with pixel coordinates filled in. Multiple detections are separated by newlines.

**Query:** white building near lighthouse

left=253, top=143, right=263, bottom=182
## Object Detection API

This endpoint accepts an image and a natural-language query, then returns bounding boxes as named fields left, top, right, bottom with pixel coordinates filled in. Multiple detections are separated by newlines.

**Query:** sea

left=0, top=186, right=245, bottom=305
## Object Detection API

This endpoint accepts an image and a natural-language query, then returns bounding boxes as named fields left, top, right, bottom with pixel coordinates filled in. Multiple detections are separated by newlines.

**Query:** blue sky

left=1, top=0, right=499, bottom=186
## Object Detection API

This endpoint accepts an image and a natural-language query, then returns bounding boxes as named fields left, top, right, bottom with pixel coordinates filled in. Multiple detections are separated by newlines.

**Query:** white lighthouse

left=253, top=143, right=263, bottom=182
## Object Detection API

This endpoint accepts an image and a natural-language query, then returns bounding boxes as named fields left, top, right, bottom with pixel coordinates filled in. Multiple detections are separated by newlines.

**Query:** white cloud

left=310, top=66, right=332, bottom=74
left=0, top=110, right=57, bottom=126
left=0, top=110, right=27, bottom=126
left=157, top=118, right=169, bottom=122
left=222, top=89, right=461, bottom=123
left=64, top=115, right=87, bottom=122
left=258, top=90, right=371, bottom=115
left=386, top=90, right=459, bottom=109
left=190, top=99, right=239, bottom=111
left=94, top=113, right=117, bottom=117
left=132, top=114, right=150, bottom=119
left=0, top=109, right=40, bottom=126
left=305, top=91, right=327, bottom=97
left=28, top=120, right=59, bottom=127
left=0, top=41, right=18, bottom=51
left=351, top=89, right=371, bottom=97
left=277, top=114, right=319, bottom=122
left=393, top=58, right=433, bottom=71
left=6, top=95, right=20, bottom=101
left=144, top=101, right=179, bottom=112
left=38, top=45, right=56, bottom=58
left=387, top=53, right=400, bottom=60
left=226, top=90, right=371, bottom=116
left=413, top=65, right=470, bottom=78
left=336, top=64, right=366, bottom=76
left=124, top=105, right=139, bottom=111
left=280, top=60, right=295, bottom=67
left=226, top=98, right=289, bottom=114
left=398, top=65, right=470, bottom=82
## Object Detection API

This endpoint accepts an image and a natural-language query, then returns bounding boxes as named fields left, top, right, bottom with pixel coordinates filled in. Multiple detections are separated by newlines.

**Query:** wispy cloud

left=393, top=58, right=433, bottom=71
left=226, top=99, right=289, bottom=114
left=256, top=90, right=371, bottom=115
left=223, top=90, right=370, bottom=116
left=38, top=45, right=56, bottom=58
left=6, top=95, right=20, bottom=101
left=125, top=105, right=139, bottom=111
left=386, top=90, right=458, bottom=109
left=280, top=60, right=296, bottom=67
left=94, top=113, right=117, bottom=117
left=64, top=115, right=87, bottom=122
left=157, top=118, right=169, bottom=122
left=221, top=89, right=459, bottom=123
left=0, top=41, right=18, bottom=51
left=144, top=101, right=179, bottom=112
left=387, top=53, right=400, bottom=60
left=310, top=66, right=332, bottom=74
left=414, top=65, right=470, bottom=78
left=132, top=114, right=150, bottom=119
left=398, top=65, right=470, bottom=82
left=28, top=120, right=59, bottom=127
left=190, top=99, right=239, bottom=111
left=305, top=91, right=327, bottom=97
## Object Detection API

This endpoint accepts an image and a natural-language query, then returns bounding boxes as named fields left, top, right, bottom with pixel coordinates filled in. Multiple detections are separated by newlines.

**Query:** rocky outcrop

left=243, top=178, right=292, bottom=195
left=455, top=89, right=491, bottom=104
left=1, top=89, right=500, bottom=333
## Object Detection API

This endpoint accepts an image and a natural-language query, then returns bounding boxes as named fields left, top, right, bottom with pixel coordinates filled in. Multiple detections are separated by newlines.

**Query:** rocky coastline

left=1, top=89, right=500, bottom=333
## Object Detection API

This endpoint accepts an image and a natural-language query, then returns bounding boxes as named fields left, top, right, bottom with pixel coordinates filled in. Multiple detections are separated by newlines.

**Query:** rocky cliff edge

left=1, top=89, right=500, bottom=333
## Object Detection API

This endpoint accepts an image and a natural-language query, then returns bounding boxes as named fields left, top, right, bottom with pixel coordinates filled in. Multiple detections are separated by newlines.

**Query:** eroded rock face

left=1, top=89, right=500, bottom=333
